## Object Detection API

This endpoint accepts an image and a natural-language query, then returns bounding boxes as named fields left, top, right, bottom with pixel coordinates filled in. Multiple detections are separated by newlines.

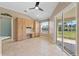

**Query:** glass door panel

left=56, top=13, right=63, bottom=48
left=64, top=7, right=76, bottom=56
left=40, top=20, right=49, bottom=37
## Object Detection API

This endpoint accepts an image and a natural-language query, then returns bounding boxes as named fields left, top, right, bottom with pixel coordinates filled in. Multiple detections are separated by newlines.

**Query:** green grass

left=57, top=31, right=76, bottom=40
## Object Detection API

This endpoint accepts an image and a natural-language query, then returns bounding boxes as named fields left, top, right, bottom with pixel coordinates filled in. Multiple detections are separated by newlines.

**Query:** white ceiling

left=0, top=2, right=58, bottom=21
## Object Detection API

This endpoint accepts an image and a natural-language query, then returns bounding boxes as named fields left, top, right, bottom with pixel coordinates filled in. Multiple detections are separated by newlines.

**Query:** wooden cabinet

left=17, top=18, right=23, bottom=40
left=33, top=21, right=40, bottom=37
left=23, top=19, right=34, bottom=39
left=13, top=18, right=40, bottom=41
left=13, top=18, right=17, bottom=41
left=13, top=18, right=23, bottom=41
left=22, top=19, right=27, bottom=40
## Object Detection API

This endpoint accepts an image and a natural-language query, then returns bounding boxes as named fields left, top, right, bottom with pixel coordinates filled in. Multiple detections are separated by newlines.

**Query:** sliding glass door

left=63, top=7, right=76, bottom=56
left=56, top=4, right=76, bottom=56
left=56, top=13, right=63, bottom=48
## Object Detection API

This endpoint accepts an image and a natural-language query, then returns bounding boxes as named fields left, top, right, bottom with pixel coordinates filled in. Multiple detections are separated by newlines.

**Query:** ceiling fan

left=29, top=2, right=44, bottom=11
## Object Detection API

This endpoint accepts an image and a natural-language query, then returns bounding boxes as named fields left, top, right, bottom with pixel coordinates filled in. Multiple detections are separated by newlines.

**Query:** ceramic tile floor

left=2, top=36, right=67, bottom=56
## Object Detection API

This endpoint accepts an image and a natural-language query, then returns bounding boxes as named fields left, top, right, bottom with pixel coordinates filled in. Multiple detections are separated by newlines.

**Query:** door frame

left=55, top=11, right=63, bottom=49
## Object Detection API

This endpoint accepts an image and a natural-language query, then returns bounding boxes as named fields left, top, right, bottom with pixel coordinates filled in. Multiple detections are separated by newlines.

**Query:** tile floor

left=2, top=36, right=67, bottom=56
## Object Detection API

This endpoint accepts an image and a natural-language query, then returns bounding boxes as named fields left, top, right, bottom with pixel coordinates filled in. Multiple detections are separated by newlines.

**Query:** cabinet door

left=22, top=19, right=27, bottom=40
left=35, top=21, right=40, bottom=37
left=17, top=18, right=23, bottom=40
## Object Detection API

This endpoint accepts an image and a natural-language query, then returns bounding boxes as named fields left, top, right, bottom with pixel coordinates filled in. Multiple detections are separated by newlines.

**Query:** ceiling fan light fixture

left=35, top=6, right=39, bottom=10
left=28, top=2, right=44, bottom=11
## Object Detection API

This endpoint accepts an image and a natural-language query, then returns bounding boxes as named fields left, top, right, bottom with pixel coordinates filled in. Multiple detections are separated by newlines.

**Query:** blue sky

left=58, top=20, right=76, bottom=26
left=67, top=20, right=76, bottom=25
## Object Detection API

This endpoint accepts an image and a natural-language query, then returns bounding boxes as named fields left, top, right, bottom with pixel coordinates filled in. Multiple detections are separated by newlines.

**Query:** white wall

left=49, top=17, right=56, bottom=43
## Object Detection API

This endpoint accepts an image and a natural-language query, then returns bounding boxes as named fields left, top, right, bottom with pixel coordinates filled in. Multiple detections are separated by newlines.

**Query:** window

left=41, top=21, right=48, bottom=33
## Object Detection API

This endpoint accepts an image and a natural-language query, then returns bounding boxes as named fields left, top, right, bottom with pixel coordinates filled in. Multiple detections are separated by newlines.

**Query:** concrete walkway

left=57, top=38, right=76, bottom=44
left=57, top=38, right=76, bottom=56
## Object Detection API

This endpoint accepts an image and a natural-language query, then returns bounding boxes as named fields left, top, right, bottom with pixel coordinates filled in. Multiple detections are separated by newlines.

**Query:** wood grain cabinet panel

left=13, top=17, right=40, bottom=41
left=17, top=18, right=23, bottom=41
left=35, top=21, right=40, bottom=37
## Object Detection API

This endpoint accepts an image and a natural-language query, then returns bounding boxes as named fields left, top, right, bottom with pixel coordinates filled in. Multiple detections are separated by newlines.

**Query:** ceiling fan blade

left=28, top=2, right=44, bottom=11
left=29, top=7, right=35, bottom=10
left=39, top=7, right=44, bottom=11
left=35, top=2, right=40, bottom=7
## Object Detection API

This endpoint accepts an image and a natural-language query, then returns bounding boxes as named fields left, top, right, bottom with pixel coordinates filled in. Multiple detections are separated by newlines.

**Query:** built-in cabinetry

left=13, top=17, right=40, bottom=41
left=34, top=21, right=40, bottom=37
left=23, top=18, right=34, bottom=39
left=17, top=18, right=23, bottom=40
